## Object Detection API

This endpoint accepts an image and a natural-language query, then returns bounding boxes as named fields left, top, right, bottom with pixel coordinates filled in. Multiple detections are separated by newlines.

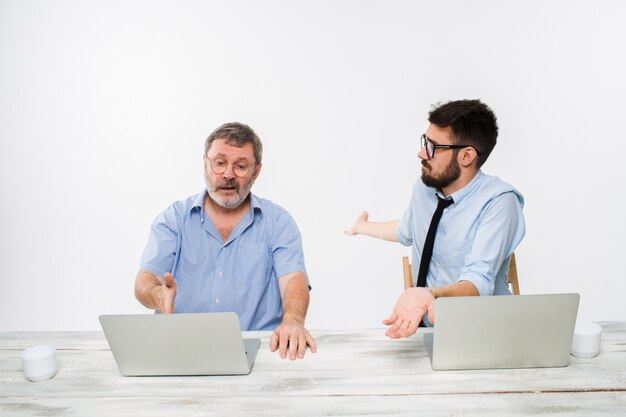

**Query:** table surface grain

left=1, top=322, right=625, bottom=417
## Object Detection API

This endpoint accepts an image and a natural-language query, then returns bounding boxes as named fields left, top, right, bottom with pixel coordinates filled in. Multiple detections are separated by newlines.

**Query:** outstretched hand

left=155, top=272, right=176, bottom=314
left=383, top=287, right=435, bottom=339
left=344, top=211, right=369, bottom=236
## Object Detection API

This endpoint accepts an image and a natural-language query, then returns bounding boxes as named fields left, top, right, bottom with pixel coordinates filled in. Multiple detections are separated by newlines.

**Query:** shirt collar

left=190, top=190, right=262, bottom=215
left=191, top=191, right=205, bottom=211
left=249, top=192, right=262, bottom=212
left=435, top=170, right=484, bottom=205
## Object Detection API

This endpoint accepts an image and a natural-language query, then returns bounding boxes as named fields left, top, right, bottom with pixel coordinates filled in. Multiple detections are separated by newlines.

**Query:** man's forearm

left=279, top=273, right=310, bottom=324
left=358, top=219, right=400, bottom=242
left=429, top=280, right=479, bottom=298
left=134, top=270, right=162, bottom=310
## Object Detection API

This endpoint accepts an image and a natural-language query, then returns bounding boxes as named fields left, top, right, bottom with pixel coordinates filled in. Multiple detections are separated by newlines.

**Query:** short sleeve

left=270, top=210, right=308, bottom=283
left=139, top=206, right=180, bottom=278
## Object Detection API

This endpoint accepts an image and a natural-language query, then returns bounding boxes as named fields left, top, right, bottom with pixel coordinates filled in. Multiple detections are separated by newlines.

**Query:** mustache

left=216, top=178, right=239, bottom=190
left=421, top=160, right=431, bottom=169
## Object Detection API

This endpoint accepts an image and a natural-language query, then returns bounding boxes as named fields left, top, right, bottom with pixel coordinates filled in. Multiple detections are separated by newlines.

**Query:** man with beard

left=135, top=122, right=316, bottom=360
left=345, top=99, right=525, bottom=338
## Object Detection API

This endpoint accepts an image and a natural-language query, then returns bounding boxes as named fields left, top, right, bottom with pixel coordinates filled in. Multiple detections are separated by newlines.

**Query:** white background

left=1, top=0, right=625, bottom=331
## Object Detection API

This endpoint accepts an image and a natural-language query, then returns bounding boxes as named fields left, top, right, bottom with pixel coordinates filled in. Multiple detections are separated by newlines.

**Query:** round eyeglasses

left=206, top=157, right=257, bottom=177
left=420, top=134, right=480, bottom=159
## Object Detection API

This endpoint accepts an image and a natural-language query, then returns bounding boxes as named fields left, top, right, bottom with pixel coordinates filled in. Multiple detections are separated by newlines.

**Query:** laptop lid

left=424, top=293, right=580, bottom=370
left=99, top=312, right=260, bottom=376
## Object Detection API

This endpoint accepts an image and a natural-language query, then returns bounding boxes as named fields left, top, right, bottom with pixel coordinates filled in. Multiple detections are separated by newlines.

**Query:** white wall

left=1, top=0, right=625, bottom=331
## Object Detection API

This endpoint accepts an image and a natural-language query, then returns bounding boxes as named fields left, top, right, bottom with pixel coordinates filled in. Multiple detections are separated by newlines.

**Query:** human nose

left=222, top=163, right=236, bottom=178
left=418, top=146, right=429, bottom=160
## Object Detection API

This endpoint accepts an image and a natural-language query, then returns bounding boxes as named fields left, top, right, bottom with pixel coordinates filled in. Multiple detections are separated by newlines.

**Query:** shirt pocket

left=236, top=241, right=273, bottom=288
left=176, top=244, right=210, bottom=281
left=174, top=249, right=210, bottom=311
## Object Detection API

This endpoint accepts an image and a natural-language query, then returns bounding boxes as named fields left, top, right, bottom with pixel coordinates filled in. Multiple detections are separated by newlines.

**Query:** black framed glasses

left=420, top=134, right=480, bottom=159
left=206, top=157, right=257, bottom=177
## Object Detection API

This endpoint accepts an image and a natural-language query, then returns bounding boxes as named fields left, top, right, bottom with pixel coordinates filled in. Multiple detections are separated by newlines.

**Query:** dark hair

left=204, top=122, right=263, bottom=164
left=428, top=99, right=498, bottom=168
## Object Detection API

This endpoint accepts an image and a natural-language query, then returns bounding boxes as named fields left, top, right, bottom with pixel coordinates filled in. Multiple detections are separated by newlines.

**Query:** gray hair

left=204, top=122, right=263, bottom=164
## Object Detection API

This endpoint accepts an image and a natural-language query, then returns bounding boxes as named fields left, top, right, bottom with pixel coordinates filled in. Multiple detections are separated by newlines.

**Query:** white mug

left=571, top=322, right=602, bottom=359
left=21, top=345, right=58, bottom=382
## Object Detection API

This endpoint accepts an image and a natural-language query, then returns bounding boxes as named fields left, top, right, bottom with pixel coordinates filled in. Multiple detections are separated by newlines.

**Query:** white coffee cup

left=570, top=321, right=602, bottom=359
left=21, top=345, right=58, bottom=382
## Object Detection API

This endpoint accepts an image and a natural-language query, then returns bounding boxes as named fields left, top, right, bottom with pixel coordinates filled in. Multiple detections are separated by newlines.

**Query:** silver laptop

left=99, top=312, right=260, bottom=376
left=423, top=293, right=580, bottom=370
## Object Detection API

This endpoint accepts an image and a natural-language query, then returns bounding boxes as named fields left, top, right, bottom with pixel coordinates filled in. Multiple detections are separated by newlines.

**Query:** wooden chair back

left=402, top=253, right=520, bottom=295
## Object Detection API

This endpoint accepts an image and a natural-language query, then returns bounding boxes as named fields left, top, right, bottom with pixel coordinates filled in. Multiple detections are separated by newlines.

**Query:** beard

left=206, top=176, right=255, bottom=209
left=421, top=155, right=461, bottom=190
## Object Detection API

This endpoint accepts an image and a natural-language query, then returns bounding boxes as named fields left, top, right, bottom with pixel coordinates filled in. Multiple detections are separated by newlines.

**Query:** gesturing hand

left=383, top=287, right=435, bottom=339
left=344, top=211, right=369, bottom=236
left=155, top=272, right=177, bottom=314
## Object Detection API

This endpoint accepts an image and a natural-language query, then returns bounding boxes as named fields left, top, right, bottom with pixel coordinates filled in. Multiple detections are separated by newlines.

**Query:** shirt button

left=218, top=271, right=222, bottom=276
left=215, top=299, right=220, bottom=303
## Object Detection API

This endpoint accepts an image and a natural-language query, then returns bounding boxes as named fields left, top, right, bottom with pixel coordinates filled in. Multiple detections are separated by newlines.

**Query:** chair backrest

left=402, top=253, right=520, bottom=295
left=507, top=253, right=520, bottom=295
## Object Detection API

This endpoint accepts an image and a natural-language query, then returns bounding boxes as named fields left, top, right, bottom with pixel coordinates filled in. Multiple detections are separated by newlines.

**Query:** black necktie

left=416, top=196, right=454, bottom=288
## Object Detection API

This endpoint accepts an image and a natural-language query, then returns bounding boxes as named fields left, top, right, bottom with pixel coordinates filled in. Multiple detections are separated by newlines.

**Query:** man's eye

left=236, top=165, right=248, bottom=171
left=214, top=160, right=228, bottom=167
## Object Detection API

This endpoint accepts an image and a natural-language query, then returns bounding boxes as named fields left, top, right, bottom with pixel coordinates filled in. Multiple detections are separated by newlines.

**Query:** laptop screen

left=425, top=293, right=580, bottom=370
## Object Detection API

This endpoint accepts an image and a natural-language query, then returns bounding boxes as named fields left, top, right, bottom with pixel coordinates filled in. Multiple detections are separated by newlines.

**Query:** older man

left=135, top=122, right=316, bottom=360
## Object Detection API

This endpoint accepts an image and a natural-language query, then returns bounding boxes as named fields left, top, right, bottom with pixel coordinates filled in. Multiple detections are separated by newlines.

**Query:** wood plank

left=1, top=392, right=625, bottom=417
left=1, top=323, right=625, bottom=416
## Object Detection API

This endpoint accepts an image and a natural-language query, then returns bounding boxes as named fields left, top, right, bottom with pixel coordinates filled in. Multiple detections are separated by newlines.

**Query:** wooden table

left=1, top=323, right=625, bottom=416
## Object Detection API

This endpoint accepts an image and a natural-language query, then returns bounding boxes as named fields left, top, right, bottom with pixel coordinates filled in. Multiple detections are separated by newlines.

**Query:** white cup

left=570, top=321, right=602, bottom=359
left=21, top=345, right=58, bottom=382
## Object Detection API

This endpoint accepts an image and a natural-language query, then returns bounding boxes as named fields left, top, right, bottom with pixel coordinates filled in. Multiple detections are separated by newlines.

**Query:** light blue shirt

left=139, top=192, right=308, bottom=331
left=397, top=171, right=525, bottom=297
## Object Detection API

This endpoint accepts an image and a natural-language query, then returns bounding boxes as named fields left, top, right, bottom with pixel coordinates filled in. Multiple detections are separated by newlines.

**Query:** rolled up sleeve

left=457, top=192, right=525, bottom=295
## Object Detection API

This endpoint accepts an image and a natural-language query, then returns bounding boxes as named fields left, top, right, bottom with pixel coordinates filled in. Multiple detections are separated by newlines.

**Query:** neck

left=441, top=169, right=479, bottom=197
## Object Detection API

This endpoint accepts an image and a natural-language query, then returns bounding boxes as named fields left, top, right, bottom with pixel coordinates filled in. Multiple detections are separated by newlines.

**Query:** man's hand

left=269, top=318, right=317, bottom=360
left=383, top=287, right=435, bottom=339
left=273, top=272, right=316, bottom=360
left=135, top=270, right=177, bottom=313
left=344, top=211, right=369, bottom=236
left=153, top=272, right=176, bottom=314
left=343, top=212, right=399, bottom=241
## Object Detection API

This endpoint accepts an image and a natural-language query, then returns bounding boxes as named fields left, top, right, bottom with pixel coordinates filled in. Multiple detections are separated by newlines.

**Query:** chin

left=208, top=190, right=245, bottom=209
left=219, top=197, right=245, bottom=209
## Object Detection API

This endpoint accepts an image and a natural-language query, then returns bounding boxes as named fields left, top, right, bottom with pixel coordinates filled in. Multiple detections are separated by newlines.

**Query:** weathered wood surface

left=1, top=323, right=625, bottom=416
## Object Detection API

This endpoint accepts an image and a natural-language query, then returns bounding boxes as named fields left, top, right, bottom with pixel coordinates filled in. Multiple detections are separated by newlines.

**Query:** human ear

left=459, top=147, right=478, bottom=168
left=252, top=163, right=263, bottom=179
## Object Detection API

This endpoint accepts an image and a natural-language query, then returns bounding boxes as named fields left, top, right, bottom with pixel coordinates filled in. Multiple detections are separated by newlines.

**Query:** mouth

left=216, top=178, right=239, bottom=194
left=217, top=186, right=238, bottom=194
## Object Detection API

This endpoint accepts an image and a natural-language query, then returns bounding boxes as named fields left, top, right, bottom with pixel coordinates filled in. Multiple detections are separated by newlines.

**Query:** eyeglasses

left=205, top=157, right=257, bottom=177
left=420, top=134, right=480, bottom=159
